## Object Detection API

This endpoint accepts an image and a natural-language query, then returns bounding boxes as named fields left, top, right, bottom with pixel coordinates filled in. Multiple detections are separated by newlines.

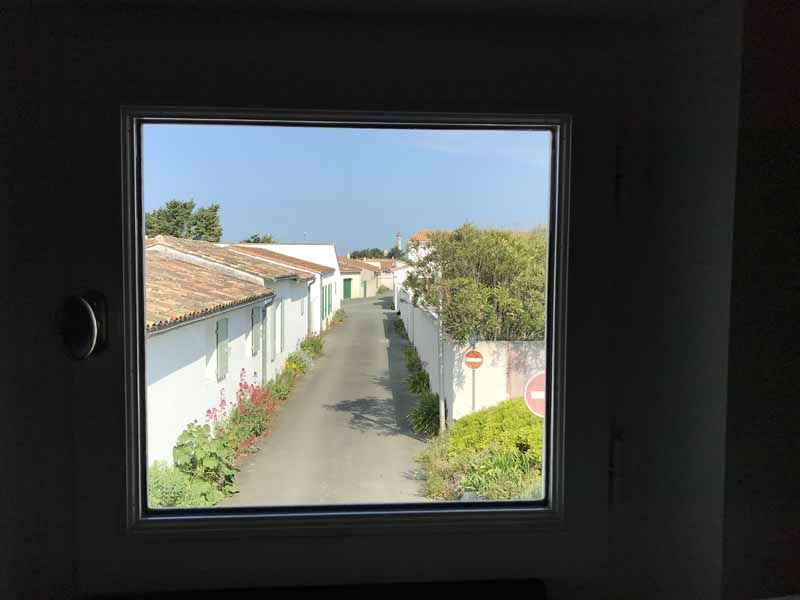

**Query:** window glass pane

left=142, top=123, right=552, bottom=509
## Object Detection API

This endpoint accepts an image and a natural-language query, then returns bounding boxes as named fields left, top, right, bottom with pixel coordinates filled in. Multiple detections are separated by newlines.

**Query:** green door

left=362, top=281, right=367, bottom=297
left=343, top=278, right=352, bottom=299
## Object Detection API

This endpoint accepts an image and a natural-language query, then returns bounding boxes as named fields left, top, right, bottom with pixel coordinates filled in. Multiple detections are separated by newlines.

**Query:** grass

left=332, top=308, right=346, bottom=325
left=416, top=398, right=544, bottom=501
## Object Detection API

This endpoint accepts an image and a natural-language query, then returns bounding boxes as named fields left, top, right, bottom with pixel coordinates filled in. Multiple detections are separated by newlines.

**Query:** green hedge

left=416, top=398, right=544, bottom=500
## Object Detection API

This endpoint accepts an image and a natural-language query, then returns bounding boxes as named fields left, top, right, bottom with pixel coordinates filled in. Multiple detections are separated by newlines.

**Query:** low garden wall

left=398, top=289, right=545, bottom=424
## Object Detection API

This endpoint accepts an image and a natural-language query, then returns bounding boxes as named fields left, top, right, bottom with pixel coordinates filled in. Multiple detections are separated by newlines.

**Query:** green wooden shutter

left=271, top=302, right=277, bottom=362
left=280, top=300, right=285, bottom=352
left=216, top=318, right=229, bottom=380
left=251, top=306, right=261, bottom=356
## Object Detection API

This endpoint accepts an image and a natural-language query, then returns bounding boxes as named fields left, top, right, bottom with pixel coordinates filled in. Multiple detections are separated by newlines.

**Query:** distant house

left=259, top=243, right=344, bottom=324
left=145, top=251, right=275, bottom=465
left=231, top=245, right=337, bottom=333
left=364, top=258, right=408, bottom=291
left=147, top=235, right=313, bottom=382
left=408, top=230, right=437, bottom=263
left=337, top=256, right=380, bottom=299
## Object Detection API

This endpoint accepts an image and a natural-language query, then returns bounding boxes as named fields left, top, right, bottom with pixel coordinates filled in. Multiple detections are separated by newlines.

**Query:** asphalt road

left=221, top=295, right=429, bottom=507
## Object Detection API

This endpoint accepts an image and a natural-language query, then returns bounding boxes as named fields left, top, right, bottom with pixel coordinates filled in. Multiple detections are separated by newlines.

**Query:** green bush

left=403, top=345, right=422, bottom=372
left=300, top=334, right=324, bottom=358
left=268, top=370, right=296, bottom=403
left=377, top=284, right=391, bottom=294
left=409, top=391, right=440, bottom=436
left=332, top=308, right=346, bottom=324
left=416, top=398, right=544, bottom=500
left=406, top=369, right=430, bottom=395
left=393, top=318, right=409, bottom=340
left=147, top=461, right=225, bottom=508
left=285, top=351, right=308, bottom=374
left=173, top=423, right=237, bottom=494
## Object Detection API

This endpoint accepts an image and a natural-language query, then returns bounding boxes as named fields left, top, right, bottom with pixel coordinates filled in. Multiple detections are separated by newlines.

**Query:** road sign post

left=464, top=348, right=483, bottom=412
left=468, top=331, right=478, bottom=412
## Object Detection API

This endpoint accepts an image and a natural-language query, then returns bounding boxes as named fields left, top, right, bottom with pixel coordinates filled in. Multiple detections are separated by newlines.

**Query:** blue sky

left=142, top=124, right=551, bottom=255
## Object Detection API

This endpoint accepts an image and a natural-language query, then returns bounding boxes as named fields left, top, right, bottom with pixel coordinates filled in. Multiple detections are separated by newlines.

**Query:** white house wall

left=266, top=278, right=309, bottom=380
left=145, top=302, right=267, bottom=465
left=263, top=244, right=342, bottom=316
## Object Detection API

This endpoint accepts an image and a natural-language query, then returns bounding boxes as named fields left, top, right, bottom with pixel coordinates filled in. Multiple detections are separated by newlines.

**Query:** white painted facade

left=263, top=278, right=309, bottom=381
left=228, top=246, right=336, bottom=334
left=262, top=244, right=343, bottom=318
left=146, top=299, right=270, bottom=465
left=340, top=269, right=377, bottom=300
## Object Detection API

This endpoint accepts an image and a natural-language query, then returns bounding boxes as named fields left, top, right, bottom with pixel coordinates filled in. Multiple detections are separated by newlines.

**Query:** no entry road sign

left=464, top=349, right=483, bottom=369
left=524, top=372, right=546, bottom=417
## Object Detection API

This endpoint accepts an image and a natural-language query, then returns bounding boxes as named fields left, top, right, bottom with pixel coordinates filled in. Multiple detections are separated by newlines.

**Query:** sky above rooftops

left=142, top=124, right=551, bottom=255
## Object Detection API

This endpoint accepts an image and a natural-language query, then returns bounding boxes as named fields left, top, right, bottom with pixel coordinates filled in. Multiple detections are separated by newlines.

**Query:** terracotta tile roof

left=366, top=258, right=408, bottom=271
left=233, top=245, right=334, bottom=274
left=410, top=230, right=439, bottom=242
left=337, top=256, right=380, bottom=273
left=148, top=235, right=312, bottom=282
left=145, top=253, right=273, bottom=333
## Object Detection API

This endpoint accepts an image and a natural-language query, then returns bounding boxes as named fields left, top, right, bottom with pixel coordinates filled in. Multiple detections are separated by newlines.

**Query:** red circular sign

left=524, top=372, right=546, bottom=417
left=464, top=349, right=483, bottom=369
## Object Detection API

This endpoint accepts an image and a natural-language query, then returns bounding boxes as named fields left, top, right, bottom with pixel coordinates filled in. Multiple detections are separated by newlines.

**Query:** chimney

left=396, top=232, right=402, bottom=250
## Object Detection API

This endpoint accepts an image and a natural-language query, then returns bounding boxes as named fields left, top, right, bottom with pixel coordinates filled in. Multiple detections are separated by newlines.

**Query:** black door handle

left=59, top=291, right=107, bottom=360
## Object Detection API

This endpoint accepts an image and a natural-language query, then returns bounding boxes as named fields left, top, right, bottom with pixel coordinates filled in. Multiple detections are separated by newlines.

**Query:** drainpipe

left=307, top=279, right=313, bottom=335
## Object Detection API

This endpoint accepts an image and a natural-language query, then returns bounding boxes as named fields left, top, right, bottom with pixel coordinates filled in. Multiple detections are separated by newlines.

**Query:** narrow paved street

left=221, top=295, right=428, bottom=506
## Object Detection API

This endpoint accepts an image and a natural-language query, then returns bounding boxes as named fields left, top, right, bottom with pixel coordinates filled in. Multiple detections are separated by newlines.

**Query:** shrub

left=268, top=370, right=296, bottom=403
left=332, top=308, right=346, bottom=324
left=393, top=318, right=409, bottom=340
left=409, top=391, right=440, bottom=436
left=147, top=461, right=225, bottom=508
left=403, top=345, right=422, bottom=372
left=217, top=371, right=277, bottom=456
left=300, top=334, right=324, bottom=358
left=377, top=284, right=391, bottom=294
left=406, top=369, right=430, bottom=395
left=416, top=398, right=544, bottom=501
left=285, top=351, right=308, bottom=374
left=173, top=422, right=237, bottom=494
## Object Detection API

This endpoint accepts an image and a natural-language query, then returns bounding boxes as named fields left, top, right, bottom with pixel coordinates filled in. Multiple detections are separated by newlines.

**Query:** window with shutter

left=271, top=302, right=277, bottom=362
left=251, top=306, right=261, bottom=356
left=216, top=318, right=229, bottom=380
left=280, top=300, right=285, bottom=352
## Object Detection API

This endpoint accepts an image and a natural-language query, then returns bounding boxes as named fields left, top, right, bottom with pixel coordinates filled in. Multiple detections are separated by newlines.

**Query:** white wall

left=263, top=243, right=342, bottom=316
left=145, top=302, right=267, bottom=465
left=266, top=278, right=309, bottom=381
left=340, top=272, right=361, bottom=299
left=392, top=266, right=411, bottom=310
left=398, top=290, right=545, bottom=424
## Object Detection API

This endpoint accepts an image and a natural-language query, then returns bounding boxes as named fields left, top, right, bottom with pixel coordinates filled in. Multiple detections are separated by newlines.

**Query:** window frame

left=123, top=107, right=570, bottom=537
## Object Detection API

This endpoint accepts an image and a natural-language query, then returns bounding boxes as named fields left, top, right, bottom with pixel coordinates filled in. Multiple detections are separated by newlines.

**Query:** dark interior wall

left=603, top=2, right=742, bottom=598
left=2, top=9, right=77, bottom=599
left=723, top=2, right=800, bottom=598
left=3, top=2, right=796, bottom=599
left=4, top=7, right=621, bottom=598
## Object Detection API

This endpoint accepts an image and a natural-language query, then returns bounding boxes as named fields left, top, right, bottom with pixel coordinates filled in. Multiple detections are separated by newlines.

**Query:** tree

left=386, top=247, right=407, bottom=260
left=241, top=234, right=277, bottom=244
left=145, top=199, right=223, bottom=242
left=404, top=224, right=547, bottom=342
left=350, top=248, right=386, bottom=259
